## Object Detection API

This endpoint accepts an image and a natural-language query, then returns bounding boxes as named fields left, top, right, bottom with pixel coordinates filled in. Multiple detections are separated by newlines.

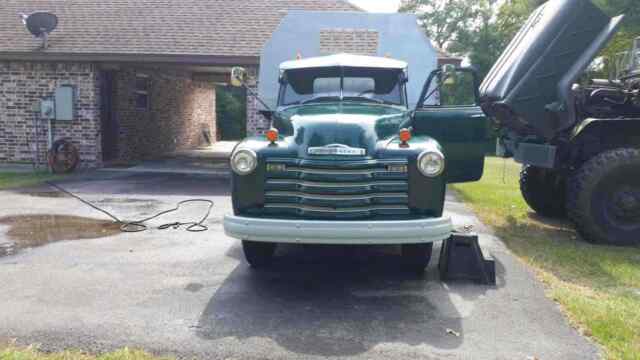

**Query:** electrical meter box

left=40, top=99, right=55, bottom=119
left=54, top=85, right=75, bottom=121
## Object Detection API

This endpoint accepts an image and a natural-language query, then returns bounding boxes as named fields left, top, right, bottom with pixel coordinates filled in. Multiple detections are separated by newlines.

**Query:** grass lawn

left=0, top=345, right=170, bottom=360
left=0, top=171, right=65, bottom=190
left=452, top=157, right=640, bottom=360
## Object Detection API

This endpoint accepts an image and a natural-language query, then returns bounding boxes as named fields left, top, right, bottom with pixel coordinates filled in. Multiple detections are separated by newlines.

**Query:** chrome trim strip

left=266, top=158, right=408, bottom=167
left=266, top=179, right=407, bottom=188
left=308, top=144, right=366, bottom=156
left=283, top=167, right=405, bottom=175
left=263, top=204, right=409, bottom=213
left=265, top=191, right=407, bottom=201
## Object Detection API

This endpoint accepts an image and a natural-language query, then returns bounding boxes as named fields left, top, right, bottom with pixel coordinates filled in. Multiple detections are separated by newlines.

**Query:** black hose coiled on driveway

left=46, top=181, right=214, bottom=233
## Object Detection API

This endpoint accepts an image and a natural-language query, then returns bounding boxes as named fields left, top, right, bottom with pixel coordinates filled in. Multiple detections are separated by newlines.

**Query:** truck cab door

left=413, top=67, right=490, bottom=183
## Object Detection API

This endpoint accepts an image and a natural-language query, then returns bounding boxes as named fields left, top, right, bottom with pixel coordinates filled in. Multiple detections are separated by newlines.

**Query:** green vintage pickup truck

left=223, top=54, right=489, bottom=270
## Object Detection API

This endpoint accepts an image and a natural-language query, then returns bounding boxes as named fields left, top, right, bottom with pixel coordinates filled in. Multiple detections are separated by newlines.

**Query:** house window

left=135, top=73, right=150, bottom=110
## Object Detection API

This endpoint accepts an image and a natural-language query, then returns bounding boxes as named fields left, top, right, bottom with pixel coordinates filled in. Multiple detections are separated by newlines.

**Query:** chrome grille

left=263, top=158, right=410, bottom=219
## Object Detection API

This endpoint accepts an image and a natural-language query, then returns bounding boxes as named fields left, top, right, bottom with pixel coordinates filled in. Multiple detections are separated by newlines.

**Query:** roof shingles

left=0, top=0, right=359, bottom=60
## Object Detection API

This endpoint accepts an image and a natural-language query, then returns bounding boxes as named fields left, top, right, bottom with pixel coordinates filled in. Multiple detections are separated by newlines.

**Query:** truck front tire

left=401, top=243, right=433, bottom=273
left=242, top=240, right=276, bottom=268
left=567, top=148, right=640, bottom=246
left=520, top=165, right=567, bottom=218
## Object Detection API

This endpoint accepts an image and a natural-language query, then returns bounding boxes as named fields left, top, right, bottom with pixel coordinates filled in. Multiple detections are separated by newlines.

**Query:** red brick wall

left=0, top=62, right=101, bottom=167
left=114, top=67, right=216, bottom=161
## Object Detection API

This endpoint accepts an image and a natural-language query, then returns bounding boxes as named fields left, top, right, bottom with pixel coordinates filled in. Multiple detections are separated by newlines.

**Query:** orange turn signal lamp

left=266, top=128, right=279, bottom=143
left=399, top=128, right=411, bottom=146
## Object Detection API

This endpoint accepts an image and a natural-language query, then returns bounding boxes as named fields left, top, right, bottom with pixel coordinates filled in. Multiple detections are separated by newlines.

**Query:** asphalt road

left=0, top=172, right=598, bottom=359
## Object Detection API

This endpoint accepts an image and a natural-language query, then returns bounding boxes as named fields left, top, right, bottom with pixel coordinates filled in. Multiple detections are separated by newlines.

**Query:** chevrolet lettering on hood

left=307, top=144, right=366, bottom=156
left=223, top=53, right=489, bottom=270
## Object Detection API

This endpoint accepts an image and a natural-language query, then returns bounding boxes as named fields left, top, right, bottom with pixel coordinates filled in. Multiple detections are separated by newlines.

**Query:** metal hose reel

left=47, top=139, right=80, bottom=174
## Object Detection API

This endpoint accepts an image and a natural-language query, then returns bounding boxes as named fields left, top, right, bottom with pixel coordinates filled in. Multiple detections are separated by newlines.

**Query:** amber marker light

left=399, top=128, right=411, bottom=146
left=266, top=128, right=279, bottom=143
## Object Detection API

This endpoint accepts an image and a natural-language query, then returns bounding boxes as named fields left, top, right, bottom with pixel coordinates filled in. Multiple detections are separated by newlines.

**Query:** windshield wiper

left=343, top=96, right=384, bottom=104
left=301, top=95, right=341, bottom=104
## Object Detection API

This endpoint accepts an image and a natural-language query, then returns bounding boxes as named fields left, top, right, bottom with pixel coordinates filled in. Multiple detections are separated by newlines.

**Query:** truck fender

left=569, top=118, right=640, bottom=165
left=571, top=118, right=640, bottom=143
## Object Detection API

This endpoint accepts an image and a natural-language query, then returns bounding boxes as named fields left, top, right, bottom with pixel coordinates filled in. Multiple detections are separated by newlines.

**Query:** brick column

left=245, top=66, right=270, bottom=136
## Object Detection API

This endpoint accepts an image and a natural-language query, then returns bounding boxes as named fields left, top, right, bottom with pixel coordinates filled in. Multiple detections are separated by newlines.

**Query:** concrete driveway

left=0, top=172, right=598, bottom=359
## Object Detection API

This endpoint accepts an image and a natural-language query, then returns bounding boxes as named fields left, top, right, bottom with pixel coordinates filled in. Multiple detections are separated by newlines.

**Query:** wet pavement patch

left=0, top=215, right=121, bottom=255
left=20, top=190, right=68, bottom=198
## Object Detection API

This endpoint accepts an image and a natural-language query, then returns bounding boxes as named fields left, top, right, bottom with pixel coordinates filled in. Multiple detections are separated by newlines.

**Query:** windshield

left=278, top=67, right=406, bottom=107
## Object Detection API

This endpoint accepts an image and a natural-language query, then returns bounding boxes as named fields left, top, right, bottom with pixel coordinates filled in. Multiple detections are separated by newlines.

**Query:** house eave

left=0, top=52, right=260, bottom=66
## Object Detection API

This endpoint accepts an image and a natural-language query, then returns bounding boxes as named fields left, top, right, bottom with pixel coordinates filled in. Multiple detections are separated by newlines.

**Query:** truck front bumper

left=223, top=215, right=452, bottom=245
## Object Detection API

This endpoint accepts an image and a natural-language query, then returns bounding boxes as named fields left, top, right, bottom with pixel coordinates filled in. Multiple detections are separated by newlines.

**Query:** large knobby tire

left=242, top=240, right=276, bottom=268
left=401, top=243, right=433, bottom=273
left=567, top=148, right=640, bottom=246
left=520, top=165, right=567, bottom=218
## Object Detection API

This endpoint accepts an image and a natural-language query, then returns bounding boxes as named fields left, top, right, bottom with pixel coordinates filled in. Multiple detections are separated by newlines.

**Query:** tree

left=495, top=0, right=547, bottom=44
left=448, top=0, right=503, bottom=81
left=399, top=0, right=483, bottom=51
left=594, top=0, right=640, bottom=75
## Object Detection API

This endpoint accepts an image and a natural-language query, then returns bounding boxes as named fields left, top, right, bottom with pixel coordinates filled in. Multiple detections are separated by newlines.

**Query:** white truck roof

left=280, top=53, right=408, bottom=71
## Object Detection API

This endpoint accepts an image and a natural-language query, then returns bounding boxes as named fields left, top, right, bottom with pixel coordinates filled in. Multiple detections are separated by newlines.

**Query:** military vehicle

left=480, top=0, right=639, bottom=245
left=224, top=53, right=489, bottom=269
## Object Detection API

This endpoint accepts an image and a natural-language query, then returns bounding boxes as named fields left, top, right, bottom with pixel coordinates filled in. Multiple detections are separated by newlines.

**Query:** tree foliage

left=402, top=0, right=640, bottom=82
left=448, top=1, right=503, bottom=81
left=399, top=0, right=483, bottom=50
left=494, top=0, right=547, bottom=44
left=594, top=0, right=640, bottom=75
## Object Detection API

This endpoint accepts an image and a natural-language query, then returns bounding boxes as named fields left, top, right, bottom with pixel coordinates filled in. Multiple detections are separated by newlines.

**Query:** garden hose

left=45, top=181, right=214, bottom=233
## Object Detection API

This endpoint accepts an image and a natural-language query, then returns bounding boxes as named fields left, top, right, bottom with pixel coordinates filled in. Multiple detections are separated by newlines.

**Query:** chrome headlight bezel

left=230, top=149, right=258, bottom=176
left=417, top=150, right=445, bottom=177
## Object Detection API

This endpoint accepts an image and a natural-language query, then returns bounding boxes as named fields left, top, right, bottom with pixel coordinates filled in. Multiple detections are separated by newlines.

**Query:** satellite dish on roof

left=19, top=11, right=58, bottom=49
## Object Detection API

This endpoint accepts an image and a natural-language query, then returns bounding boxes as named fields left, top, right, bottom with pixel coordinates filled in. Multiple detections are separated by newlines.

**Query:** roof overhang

left=0, top=52, right=259, bottom=66
left=280, top=53, right=408, bottom=71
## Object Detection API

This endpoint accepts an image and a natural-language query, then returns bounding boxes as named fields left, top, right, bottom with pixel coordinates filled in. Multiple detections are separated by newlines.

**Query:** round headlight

left=230, top=149, right=258, bottom=175
left=417, top=150, right=445, bottom=177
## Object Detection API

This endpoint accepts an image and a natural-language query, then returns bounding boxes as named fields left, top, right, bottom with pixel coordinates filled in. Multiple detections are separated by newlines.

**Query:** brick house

left=0, top=0, right=359, bottom=167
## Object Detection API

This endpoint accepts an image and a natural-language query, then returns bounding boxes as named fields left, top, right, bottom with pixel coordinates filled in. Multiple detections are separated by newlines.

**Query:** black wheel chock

left=438, top=232, right=496, bottom=285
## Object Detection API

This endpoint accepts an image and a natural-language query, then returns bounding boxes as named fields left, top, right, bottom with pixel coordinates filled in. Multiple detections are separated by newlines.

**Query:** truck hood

left=273, top=103, right=411, bottom=158
left=479, top=0, right=624, bottom=140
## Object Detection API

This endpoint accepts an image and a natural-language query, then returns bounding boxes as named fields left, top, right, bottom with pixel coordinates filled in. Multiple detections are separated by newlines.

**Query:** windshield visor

left=279, top=67, right=406, bottom=106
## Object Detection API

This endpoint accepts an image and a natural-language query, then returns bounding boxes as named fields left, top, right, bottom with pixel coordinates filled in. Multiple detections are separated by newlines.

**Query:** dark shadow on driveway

left=196, top=242, right=503, bottom=357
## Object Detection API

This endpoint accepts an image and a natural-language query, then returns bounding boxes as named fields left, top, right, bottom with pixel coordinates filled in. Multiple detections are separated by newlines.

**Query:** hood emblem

left=308, top=144, right=366, bottom=156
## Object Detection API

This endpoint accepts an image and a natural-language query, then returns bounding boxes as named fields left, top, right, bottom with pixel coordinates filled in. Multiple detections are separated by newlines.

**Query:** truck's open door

left=413, top=67, right=490, bottom=183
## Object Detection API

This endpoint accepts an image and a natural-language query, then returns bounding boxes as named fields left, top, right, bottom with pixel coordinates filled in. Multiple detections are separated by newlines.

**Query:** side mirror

left=230, top=67, right=248, bottom=87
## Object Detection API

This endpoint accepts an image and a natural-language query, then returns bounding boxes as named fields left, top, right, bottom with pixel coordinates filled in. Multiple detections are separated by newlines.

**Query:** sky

left=349, top=0, right=401, bottom=13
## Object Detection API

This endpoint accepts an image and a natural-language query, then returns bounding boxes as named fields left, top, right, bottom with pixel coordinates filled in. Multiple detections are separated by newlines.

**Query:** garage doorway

left=216, top=85, right=246, bottom=141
